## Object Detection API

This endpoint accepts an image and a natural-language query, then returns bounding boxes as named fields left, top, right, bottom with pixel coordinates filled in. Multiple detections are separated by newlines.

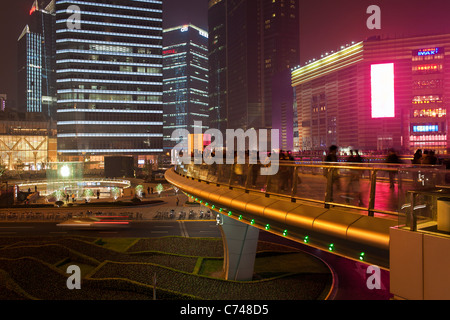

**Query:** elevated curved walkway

left=165, top=167, right=398, bottom=269
left=166, top=161, right=450, bottom=298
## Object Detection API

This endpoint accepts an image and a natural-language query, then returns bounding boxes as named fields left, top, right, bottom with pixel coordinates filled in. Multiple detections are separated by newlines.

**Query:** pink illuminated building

left=291, top=34, right=450, bottom=155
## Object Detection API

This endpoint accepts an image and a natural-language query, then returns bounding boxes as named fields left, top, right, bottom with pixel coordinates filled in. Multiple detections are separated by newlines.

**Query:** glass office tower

left=18, top=27, right=43, bottom=114
left=163, top=24, right=209, bottom=152
left=17, top=0, right=57, bottom=119
left=55, top=0, right=163, bottom=162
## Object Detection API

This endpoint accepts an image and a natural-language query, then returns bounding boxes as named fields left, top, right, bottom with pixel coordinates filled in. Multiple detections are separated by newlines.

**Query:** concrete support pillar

left=219, top=214, right=259, bottom=281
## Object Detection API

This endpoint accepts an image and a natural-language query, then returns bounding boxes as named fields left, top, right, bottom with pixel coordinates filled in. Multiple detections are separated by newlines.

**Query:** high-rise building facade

left=208, top=0, right=299, bottom=133
left=262, top=0, right=300, bottom=130
left=55, top=0, right=163, bottom=163
left=291, top=34, right=450, bottom=155
left=162, top=24, right=209, bottom=152
left=0, top=94, right=7, bottom=112
left=208, top=0, right=227, bottom=134
left=17, top=0, right=56, bottom=118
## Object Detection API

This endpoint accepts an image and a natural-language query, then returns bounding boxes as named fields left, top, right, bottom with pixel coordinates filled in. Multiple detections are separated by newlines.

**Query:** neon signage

left=417, top=48, right=440, bottom=56
left=163, top=49, right=176, bottom=55
left=413, top=125, right=438, bottom=133
left=30, top=5, right=37, bottom=15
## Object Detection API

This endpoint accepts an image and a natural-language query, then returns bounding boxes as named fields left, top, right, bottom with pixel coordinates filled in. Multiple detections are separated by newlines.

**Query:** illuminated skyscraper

left=163, top=24, right=209, bottom=152
left=17, top=0, right=56, bottom=118
left=55, top=0, right=163, bottom=163
left=292, top=34, right=450, bottom=154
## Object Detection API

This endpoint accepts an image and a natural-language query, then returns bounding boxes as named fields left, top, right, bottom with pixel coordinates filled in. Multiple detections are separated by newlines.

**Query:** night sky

left=1, top=0, right=450, bottom=106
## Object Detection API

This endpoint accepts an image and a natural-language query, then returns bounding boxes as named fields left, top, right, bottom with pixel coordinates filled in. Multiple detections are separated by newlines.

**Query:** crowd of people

left=411, top=149, right=439, bottom=165
left=321, top=144, right=446, bottom=203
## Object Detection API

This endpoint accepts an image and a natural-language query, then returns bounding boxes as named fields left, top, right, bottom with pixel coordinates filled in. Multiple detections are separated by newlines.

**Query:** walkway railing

left=173, top=159, right=449, bottom=230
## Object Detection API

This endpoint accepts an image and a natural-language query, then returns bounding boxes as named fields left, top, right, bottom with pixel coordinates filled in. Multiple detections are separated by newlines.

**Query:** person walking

left=386, top=148, right=402, bottom=189
left=428, top=150, right=438, bottom=165
left=412, top=149, right=422, bottom=164
left=324, top=145, right=340, bottom=190
left=411, top=149, right=422, bottom=187
left=346, top=149, right=363, bottom=205
left=422, top=150, right=430, bottom=164
left=324, top=145, right=341, bottom=200
left=325, top=145, right=339, bottom=163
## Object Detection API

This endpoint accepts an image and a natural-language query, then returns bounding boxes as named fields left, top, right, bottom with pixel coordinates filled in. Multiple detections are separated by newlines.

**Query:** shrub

left=131, top=197, right=141, bottom=204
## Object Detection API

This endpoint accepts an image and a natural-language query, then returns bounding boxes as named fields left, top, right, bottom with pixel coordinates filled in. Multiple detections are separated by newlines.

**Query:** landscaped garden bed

left=0, top=235, right=332, bottom=300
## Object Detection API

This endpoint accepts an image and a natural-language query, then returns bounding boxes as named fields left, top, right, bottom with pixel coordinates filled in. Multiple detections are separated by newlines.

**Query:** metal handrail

left=174, top=160, right=446, bottom=218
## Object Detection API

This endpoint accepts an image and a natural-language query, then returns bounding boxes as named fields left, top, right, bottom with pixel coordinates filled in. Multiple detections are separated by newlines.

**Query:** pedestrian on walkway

left=346, top=149, right=363, bottom=205
left=428, top=150, right=438, bottom=165
left=412, top=149, right=422, bottom=164
left=386, top=148, right=402, bottom=189
left=176, top=196, right=179, bottom=206
left=324, top=145, right=341, bottom=191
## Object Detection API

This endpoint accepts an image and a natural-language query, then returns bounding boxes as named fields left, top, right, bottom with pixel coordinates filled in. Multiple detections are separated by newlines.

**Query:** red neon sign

left=163, top=49, right=176, bottom=55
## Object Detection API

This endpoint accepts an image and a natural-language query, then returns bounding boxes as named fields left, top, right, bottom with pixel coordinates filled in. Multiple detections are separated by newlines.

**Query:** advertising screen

left=371, top=63, right=395, bottom=118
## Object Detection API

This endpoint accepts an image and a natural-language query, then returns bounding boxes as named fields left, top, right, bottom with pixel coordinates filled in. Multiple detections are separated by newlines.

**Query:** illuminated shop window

left=413, top=108, right=446, bottom=118
left=412, top=95, right=442, bottom=104
left=412, top=79, right=442, bottom=89
left=410, top=141, right=447, bottom=148
left=410, top=134, right=447, bottom=141
left=412, top=54, right=445, bottom=61
left=413, top=64, right=442, bottom=74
